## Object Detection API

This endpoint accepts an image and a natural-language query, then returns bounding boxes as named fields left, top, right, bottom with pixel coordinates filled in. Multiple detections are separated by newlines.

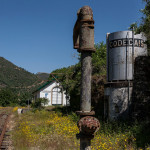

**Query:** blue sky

left=0, top=0, right=145, bottom=74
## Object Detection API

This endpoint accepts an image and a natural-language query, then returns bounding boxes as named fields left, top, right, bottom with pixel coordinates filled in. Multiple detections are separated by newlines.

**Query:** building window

left=45, top=93, right=48, bottom=98
left=52, top=87, right=62, bottom=105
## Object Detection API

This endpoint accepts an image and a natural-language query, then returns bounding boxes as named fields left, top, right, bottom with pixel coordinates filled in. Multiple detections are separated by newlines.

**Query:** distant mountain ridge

left=0, top=57, right=42, bottom=90
left=36, top=72, right=50, bottom=81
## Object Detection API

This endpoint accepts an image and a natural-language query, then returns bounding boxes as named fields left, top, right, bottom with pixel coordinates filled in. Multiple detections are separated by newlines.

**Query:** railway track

left=0, top=109, right=11, bottom=150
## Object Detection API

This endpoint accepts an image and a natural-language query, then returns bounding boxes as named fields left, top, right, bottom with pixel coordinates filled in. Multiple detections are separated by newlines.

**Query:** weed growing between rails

left=0, top=107, right=13, bottom=114
left=12, top=109, right=138, bottom=150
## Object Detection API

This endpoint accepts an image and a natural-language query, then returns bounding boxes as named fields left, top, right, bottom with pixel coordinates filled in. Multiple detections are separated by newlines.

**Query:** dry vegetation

left=11, top=108, right=141, bottom=150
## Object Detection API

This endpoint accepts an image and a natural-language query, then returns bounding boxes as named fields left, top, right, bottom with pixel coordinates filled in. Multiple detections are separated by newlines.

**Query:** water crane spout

left=73, top=6, right=100, bottom=150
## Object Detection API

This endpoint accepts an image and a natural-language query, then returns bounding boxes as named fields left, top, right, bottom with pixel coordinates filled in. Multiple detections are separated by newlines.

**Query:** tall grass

left=12, top=109, right=150, bottom=150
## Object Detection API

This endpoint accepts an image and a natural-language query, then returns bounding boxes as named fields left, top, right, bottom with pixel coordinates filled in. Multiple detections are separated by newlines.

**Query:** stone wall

left=132, top=56, right=150, bottom=121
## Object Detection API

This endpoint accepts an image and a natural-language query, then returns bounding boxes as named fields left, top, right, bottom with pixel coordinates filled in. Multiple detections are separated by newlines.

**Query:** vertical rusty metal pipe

left=80, top=137, right=91, bottom=150
left=80, top=51, right=92, bottom=150
left=73, top=6, right=100, bottom=150
left=81, top=52, right=92, bottom=112
left=79, top=6, right=95, bottom=113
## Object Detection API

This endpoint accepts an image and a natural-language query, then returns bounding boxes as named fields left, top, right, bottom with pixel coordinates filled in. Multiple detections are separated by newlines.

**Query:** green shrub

left=31, top=98, right=48, bottom=110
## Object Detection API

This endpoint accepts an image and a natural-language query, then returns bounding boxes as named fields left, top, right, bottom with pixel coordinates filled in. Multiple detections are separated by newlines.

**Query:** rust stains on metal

left=79, top=6, right=95, bottom=53
left=76, top=111, right=95, bottom=116
left=77, top=116, right=100, bottom=136
left=104, top=81, right=133, bottom=88
left=79, top=6, right=93, bottom=20
left=0, top=114, right=10, bottom=148
left=73, top=6, right=95, bottom=53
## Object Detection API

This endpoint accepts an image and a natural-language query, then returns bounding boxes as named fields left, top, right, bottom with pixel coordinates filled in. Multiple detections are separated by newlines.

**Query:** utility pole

left=73, top=6, right=100, bottom=150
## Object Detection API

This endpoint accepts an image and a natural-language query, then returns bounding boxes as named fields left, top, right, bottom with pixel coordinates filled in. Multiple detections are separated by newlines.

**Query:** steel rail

left=0, top=113, right=10, bottom=149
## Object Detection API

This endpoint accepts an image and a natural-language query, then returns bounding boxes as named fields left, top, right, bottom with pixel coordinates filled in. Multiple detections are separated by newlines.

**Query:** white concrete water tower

left=104, top=31, right=147, bottom=120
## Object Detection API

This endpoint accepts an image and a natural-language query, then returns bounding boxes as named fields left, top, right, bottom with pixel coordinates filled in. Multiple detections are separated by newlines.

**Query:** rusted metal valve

left=73, top=6, right=95, bottom=53
left=77, top=116, right=100, bottom=136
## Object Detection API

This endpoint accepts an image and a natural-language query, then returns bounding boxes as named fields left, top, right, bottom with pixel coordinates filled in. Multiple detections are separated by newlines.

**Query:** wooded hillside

left=0, top=57, right=41, bottom=89
left=0, top=57, right=43, bottom=106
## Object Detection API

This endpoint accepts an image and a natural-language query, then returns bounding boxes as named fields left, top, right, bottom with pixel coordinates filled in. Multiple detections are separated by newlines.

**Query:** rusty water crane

left=73, top=6, right=100, bottom=150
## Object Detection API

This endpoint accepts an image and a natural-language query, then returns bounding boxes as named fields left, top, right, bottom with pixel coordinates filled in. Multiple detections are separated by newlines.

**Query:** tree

left=92, top=42, right=107, bottom=75
left=140, top=0, right=150, bottom=53
left=0, top=88, right=18, bottom=106
left=18, top=92, right=32, bottom=106
left=130, top=0, right=150, bottom=54
left=31, top=98, right=48, bottom=109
